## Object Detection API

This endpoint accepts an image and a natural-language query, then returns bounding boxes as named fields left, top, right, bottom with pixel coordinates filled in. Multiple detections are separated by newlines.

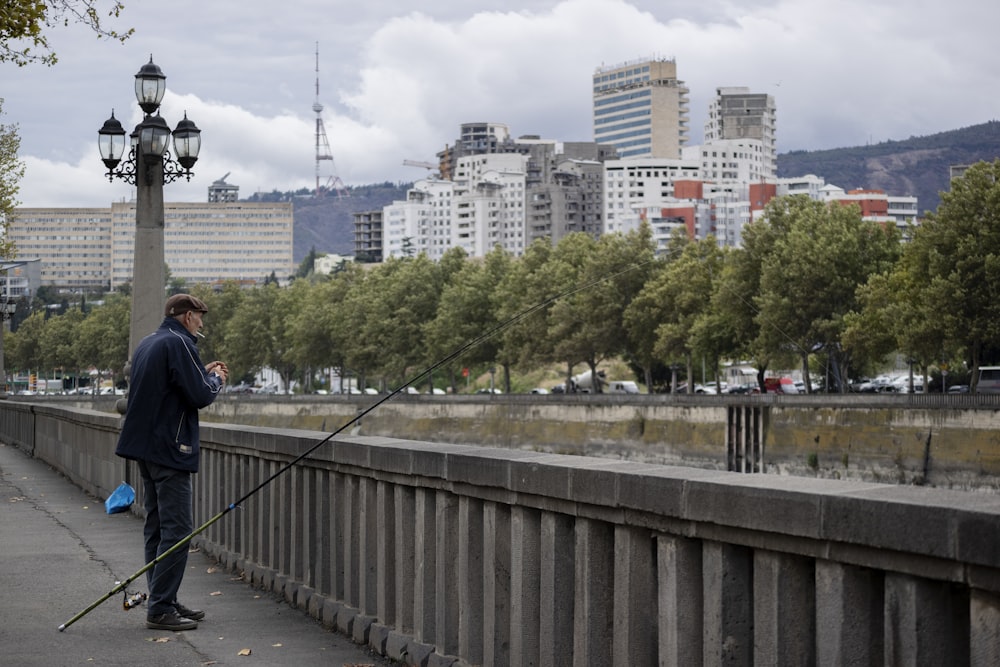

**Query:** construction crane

left=313, top=43, right=348, bottom=198
left=403, top=159, right=438, bottom=173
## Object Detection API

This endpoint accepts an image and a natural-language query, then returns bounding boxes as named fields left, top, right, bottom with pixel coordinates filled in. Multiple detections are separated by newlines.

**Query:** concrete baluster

left=613, top=525, right=658, bottom=666
left=658, top=533, right=704, bottom=665
left=753, top=549, right=815, bottom=665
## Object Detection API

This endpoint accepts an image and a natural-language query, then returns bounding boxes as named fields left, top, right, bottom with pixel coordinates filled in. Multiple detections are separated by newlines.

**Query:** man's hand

left=206, top=361, right=229, bottom=384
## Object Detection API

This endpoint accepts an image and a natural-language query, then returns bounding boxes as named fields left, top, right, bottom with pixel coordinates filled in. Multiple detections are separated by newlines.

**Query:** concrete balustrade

left=4, top=401, right=1000, bottom=666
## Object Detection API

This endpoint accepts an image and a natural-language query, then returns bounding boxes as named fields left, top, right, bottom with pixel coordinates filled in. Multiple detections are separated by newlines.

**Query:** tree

left=295, top=246, right=318, bottom=279
left=7, top=309, right=45, bottom=372
left=755, top=196, right=900, bottom=391
left=423, top=247, right=506, bottom=392
left=0, top=99, right=24, bottom=258
left=38, top=307, right=85, bottom=377
left=898, top=160, right=1000, bottom=389
left=650, top=234, right=724, bottom=391
left=1, top=0, right=132, bottom=67
left=75, top=292, right=129, bottom=386
left=551, top=226, right=656, bottom=392
left=494, top=239, right=556, bottom=389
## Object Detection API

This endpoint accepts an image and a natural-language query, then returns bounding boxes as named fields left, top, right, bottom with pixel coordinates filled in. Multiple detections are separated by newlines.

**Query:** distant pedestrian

left=115, top=294, right=228, bottom=631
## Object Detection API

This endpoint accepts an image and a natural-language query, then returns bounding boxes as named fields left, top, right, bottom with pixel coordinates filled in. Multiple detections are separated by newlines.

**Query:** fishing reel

left=122, top=590, right=147, bottom=610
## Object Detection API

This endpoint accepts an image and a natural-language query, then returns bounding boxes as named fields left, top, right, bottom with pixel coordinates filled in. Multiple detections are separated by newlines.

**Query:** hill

left=246, top=182, right=411, bottom=262
left=777, top=120, right=1000, bottom=215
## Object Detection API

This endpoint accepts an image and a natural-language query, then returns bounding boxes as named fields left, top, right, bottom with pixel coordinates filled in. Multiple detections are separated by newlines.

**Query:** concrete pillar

left=703, top=541, right=753, bottom=666
left=128, top=150, right=165, bottom=363
left=314, top=468, right=331, bottom=596
left=885, top=573, right=970, bottom=666
left=753, top=550, right=815, bottom=666
left=613, top=525, right=657, bottom=666
left=658, top=533, right=703, bottom=665
left=358, top=477, right=378, bottom=616
left=250, top=457, right=265, bottom=567
left=484, top=501, right=511, bottom=667
left=233, top=454, right=249, bottom=555
left=435, top=490, right=460, bottom=656
left=971, top=589, right=1000, bottom=667
left=459, top=496, right=484, bottom=664
left=343, top=475, right=359, bottom=607
left=394, top=485, right=416, bottom=633
left=815, top=559, right=883, bottom=666
left=376, top=480, right=397, bottom=626
left=289, top=465, right=305, bottom=582
left=329, top=471, right=346, bottom=600
left=413, top=487, right=437, bottom=643
left=573, top=518, right=614, bottom=667
left=263, top=460, right=278, bottom=569
left=539, top=512, right=574, bottom=667
left=511, top=506, right=541, bottom=667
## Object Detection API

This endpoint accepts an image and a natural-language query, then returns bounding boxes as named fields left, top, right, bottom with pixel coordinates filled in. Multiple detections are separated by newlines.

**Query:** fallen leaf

left=210, top=591, right=222, bottom=596
left=237, top=648, right=251, bottom=656
left=206, top=567, right=217, bottom=574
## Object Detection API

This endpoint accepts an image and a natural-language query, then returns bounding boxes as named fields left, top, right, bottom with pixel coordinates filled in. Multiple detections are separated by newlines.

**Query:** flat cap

left=165, top=294, right=209, bottom=317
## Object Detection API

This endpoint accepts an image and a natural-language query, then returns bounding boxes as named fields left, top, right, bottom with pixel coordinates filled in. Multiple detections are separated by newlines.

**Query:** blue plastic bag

left=105, top=482, right=135, bottom=515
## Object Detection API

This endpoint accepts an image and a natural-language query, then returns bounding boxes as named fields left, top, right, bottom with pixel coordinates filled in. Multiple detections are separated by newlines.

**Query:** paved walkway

left=0, top=442, right=393, bottom=667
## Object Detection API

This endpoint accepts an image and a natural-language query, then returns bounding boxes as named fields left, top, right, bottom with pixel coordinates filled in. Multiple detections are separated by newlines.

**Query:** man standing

left=116, top=294, right=228, bottom=631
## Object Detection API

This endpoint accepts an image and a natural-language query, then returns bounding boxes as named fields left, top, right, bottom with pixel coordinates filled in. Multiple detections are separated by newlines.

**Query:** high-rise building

left=353, top=209, right=384, bottom=262
left=9, top=202, right=294, bottom=290
left=704, top=87, right=777, bottom=178
left=6, top=208, right=113, bottom=290
left=592, top=57, right=690, bottom=159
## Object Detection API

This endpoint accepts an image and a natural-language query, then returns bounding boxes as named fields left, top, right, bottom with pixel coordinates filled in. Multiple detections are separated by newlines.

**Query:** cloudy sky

left=4, top=0, right=997, bottom=208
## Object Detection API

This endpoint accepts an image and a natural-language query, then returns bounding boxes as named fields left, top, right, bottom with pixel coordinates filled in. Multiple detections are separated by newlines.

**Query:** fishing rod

left=58, top=258, right=653, bottom=632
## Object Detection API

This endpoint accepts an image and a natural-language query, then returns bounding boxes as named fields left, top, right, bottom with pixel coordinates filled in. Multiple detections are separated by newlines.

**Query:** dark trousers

left=138, top=460, right=193, bottom=616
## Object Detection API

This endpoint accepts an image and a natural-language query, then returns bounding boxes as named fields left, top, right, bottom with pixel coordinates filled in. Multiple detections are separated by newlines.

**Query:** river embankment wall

left=189, top=393, right=1000, bottom=492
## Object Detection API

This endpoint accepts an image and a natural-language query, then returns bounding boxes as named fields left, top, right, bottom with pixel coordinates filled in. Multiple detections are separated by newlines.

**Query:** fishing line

left=58, top=256, right=655, bottom=632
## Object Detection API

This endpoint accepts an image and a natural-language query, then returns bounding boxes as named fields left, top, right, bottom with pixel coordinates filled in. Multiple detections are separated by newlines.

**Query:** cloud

left=8, top=0, right=1000, bottom=209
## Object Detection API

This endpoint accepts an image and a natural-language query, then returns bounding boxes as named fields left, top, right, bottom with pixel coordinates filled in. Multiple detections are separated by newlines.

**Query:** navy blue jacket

left=115, top=317, right=223, bottom=472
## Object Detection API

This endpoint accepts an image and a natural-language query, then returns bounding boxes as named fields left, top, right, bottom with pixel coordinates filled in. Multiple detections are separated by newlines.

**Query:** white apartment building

left=777, top=174, right=827, bottom=199
left=383, top=179, right=455, bottom=260
left=10, top=202, right=293, bottom=291
left=682, top=138, right=767, bottom=184
left=602, top=157, right=701, bottom=235
left=593, top=57, right=690, bottom=159
left=704, top=87, right=777, bottom=178
left=453, top=153, right=528, bottom=257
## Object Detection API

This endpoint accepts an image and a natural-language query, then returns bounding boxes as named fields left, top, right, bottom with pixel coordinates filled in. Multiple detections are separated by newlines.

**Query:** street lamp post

left=97, top=57, right=201, bottom=400
left=0, top=297, right=15, bottom=399
left=0, top=263, right=24, bottom=399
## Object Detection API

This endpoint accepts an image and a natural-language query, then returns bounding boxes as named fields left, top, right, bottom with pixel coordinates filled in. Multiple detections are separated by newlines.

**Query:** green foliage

left=0, top=99, right=24, bottom=258
left=0, top=0, right=133, bottom=66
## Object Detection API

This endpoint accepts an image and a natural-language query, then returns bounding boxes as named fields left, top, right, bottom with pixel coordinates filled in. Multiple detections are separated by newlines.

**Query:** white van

left=977, top=366, right=1000, bottom=393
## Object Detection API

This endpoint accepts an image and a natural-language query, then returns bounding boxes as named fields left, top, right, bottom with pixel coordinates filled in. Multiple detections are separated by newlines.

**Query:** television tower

left=313, top=43, right=347, bottom=198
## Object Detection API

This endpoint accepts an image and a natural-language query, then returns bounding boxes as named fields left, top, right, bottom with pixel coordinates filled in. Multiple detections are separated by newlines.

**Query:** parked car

left=530, top=387, right=550, bottom=394
left=725, top=382, right=760, bottom=394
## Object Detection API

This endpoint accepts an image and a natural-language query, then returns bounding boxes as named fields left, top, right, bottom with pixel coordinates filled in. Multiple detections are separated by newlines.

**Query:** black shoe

left=146, top=611, right=198, bottom=631
left=174, top=602, right=205, bottom=621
